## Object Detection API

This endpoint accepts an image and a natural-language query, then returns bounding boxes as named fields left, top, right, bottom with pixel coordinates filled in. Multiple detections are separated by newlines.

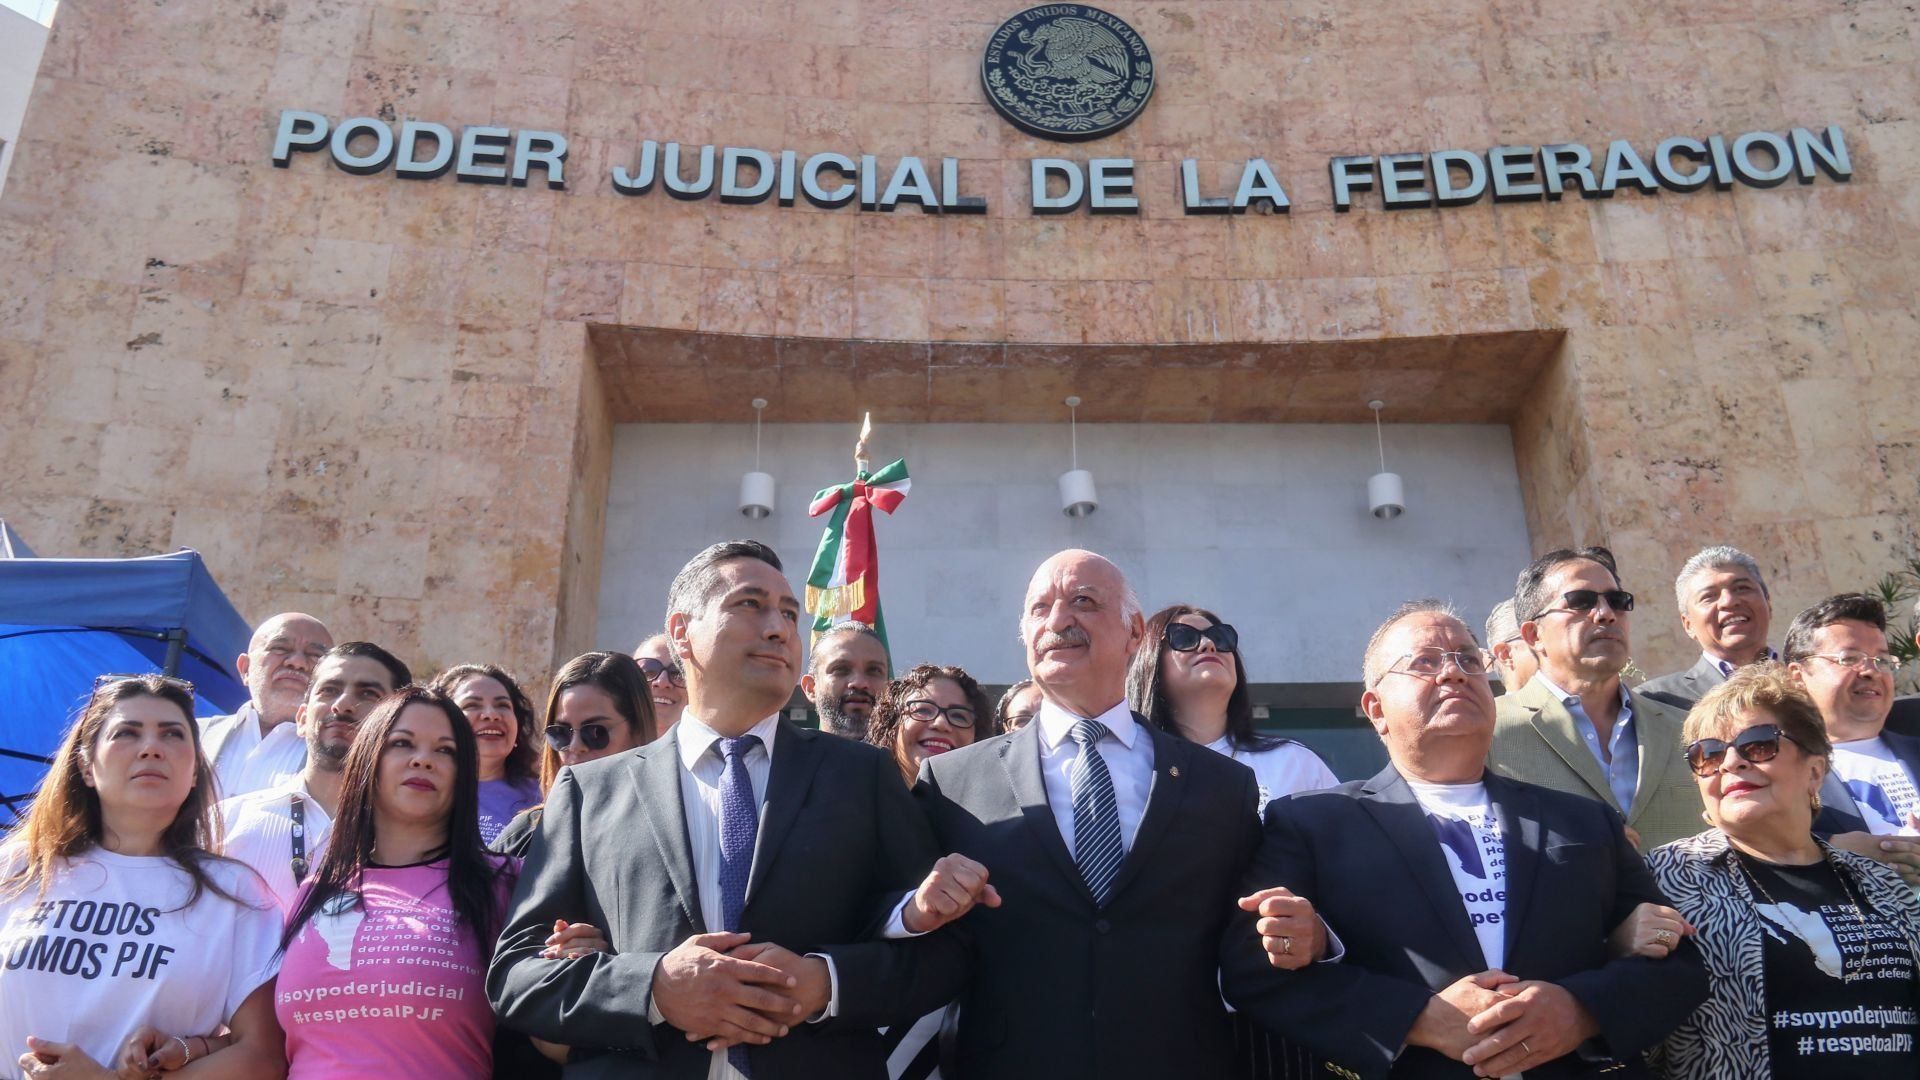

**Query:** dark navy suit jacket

left=1221, top=765, right=1708, bottom=1079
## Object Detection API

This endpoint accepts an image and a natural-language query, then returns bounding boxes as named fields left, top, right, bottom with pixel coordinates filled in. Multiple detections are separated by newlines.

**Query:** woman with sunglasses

left=1128, top=606, right=1336, bottom=816
left=275, top=686, right=516, bottom=1079
left=634, top=633, right=688, bottom=732
left=432, top=664, right=542, bottom=846
left=862, top=663, right=997, bottom=1080
left=490, top=651, right=657, bottom=859
left=1127, top=605, right=1334, bottom=1080
left=1637, top=664, right=1920, bottom=1080
left=0, top=675, right=285, bottom=1080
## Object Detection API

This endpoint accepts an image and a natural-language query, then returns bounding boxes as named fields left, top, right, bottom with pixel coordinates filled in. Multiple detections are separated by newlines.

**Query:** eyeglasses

left=1004, top=710, right=1037, bottom=729
left=1806, top=652, right=1902, bottom=676
left=1685, top=723, right=1804, bottom=777
left=638, top=658, right=686, bottom=688
left=1537, top=589, right=1634, bottom=617
left=544, top=723, right=613, bottom=751
left=1166, top=622, right=1238, bottom=653
left=93, top=673, right=196, bottom=692
left=1379, top=647, right=1490, bottom=684
left=902, top=699, right=976, bottom=729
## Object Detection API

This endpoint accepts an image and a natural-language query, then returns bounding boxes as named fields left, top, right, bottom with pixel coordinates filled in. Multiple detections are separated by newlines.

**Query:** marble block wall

left=0, top=0, right=1913, bottom=682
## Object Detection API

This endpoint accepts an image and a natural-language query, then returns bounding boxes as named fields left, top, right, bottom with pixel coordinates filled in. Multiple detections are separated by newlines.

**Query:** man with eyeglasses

left=1785, top=593, right=1920, bottom=886
left=216, top=641, right=411, bottom=910
left=1484, top=599, right=1537, bottom=696
left=634, top=632, right=689, bottom=731
left=1638, top=545, right=1778, bottom=710
left=1225, top=599, right=1707, bottom=1078
left=1489, top=547, right=1702, bottom=851
left=801, top=622, right=891, bottom=739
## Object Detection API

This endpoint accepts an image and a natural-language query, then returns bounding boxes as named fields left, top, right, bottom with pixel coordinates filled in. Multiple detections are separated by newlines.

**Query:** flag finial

left=855, top=412, right=873, bottom=477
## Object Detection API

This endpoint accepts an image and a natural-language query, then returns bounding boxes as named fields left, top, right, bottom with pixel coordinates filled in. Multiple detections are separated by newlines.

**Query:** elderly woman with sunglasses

left=1634, top=663, right=1920, bottom=1080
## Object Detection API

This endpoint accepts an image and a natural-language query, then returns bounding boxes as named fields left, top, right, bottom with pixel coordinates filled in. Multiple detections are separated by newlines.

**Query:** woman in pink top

left=274, top=686, right=517, bottom=1080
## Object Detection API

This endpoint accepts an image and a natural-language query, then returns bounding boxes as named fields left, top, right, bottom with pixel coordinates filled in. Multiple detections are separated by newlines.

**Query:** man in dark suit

left=1787, top=593, right=1920, bottom=886
left=489, top=541, right=989, bottom=1078
left=1638, top=546, right=1777, bottom=710
left=913, top=549, right=1287, bottom=1079
left=1224, top=600, right=1707, bottom=1078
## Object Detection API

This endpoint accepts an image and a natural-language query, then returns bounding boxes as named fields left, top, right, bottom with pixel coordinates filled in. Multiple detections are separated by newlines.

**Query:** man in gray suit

left=489, top=540, right=988, bottom=1078
left=1637, top=546, right=1776, bottom=710
left=1489, top=547, right=1701, bottom=851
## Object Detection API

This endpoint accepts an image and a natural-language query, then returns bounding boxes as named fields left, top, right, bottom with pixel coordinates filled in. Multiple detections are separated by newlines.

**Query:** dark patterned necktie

left=1069, top=720, right=1124, bottom=905
left=717, top=734, right=760, bottom=1076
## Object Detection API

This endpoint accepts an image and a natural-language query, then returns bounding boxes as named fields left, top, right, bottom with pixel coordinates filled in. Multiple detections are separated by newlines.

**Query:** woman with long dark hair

left=432, top=663, right=542, bottom=845
left=867, top=663, right=999, bottom=787
left=1128, top=605, right=1335, bottom=1080
left=490, top=651, right=656, bottom=859
left=274, top=686, right=515, bottom=1079
left=1128, top=605, right=1336, bottom=814
left=0, top=675, right=285, bottom=1079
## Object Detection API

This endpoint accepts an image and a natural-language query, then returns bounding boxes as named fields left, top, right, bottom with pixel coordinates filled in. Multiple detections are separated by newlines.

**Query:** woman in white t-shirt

left=0, top=674, right=285, bottom=1079
left=1128, top=605, right=1339, bottom=815
left=1127, top=605, right=1337, bottom=1080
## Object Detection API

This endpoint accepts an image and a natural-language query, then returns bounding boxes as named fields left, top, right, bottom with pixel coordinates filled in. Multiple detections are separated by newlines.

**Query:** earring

left=1810, top=791, right=1822, bottom=813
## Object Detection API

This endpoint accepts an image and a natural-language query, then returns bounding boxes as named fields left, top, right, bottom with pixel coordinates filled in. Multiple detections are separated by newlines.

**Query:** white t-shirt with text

left=1830, top=737, right=1920, bottom=836
left=1405, top=779, right=1510, bottom=969
left=0, top=845, right=282, bottom=1077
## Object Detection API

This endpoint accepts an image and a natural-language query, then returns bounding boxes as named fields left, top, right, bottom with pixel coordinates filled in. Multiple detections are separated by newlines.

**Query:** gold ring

left=1280, top=935, right=1293, bottom=955
left=1655, top=929, right=1674, bottom=944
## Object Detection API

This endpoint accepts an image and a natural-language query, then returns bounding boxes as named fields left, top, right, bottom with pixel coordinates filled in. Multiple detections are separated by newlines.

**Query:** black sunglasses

left=1685, top=723, right=1803, bottom=777
left=545, top=723, right=613, bottom=752
left=1166, top=622, right=1238, bottom=653
left=93, top=672, right=196, bottom=692
left=1542, top=589, right=1634, bottom=616
left=638, top=658, right=686, bottom=688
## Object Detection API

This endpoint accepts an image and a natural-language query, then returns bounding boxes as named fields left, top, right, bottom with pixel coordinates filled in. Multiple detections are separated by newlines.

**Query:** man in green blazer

left=1489, top=547, right=1703, bottom=852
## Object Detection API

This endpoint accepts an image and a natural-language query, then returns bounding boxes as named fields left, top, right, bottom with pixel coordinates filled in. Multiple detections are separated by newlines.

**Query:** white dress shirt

left=201, top=703, right=307, bottom=800
left=216, top=776, right=334, bottom=912
left=1035, top=698, right=1155, bottom=855
left=649, top=713, right=839, bottom=1080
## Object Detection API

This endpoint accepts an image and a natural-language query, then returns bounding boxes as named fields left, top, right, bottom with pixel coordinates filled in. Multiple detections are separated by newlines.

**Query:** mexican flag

left=806, top=457, right=910, bottom=656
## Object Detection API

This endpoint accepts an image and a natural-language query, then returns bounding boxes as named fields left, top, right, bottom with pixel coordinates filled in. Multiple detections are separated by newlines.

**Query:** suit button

left=1094, top=919, right=1111, bottom=934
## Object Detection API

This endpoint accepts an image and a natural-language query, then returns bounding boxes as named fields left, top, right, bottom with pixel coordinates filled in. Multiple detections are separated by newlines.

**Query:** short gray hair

left=1363, top=599, right=1472, bottom=687
left=1485, top=599, right=1520, bottom=646
left=664, top=540, right=784, bottom=632
left=1674, top=545, right=1769, bottom=609
left=809, top=621, right=888, bottom=670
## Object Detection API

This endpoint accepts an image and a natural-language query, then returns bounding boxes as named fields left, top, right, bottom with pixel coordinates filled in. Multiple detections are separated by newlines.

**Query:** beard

left=309, top=738, right=350, bottom=771
left=817, top=699, right=869, bottom=738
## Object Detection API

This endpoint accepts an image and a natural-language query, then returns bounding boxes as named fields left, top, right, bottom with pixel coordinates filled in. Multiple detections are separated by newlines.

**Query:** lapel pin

left=1169, top=766, right=1180, bottom=777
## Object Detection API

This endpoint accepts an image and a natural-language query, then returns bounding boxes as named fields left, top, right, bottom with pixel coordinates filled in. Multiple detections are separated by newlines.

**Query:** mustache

left=1035, top=627, right=1090, bottom=652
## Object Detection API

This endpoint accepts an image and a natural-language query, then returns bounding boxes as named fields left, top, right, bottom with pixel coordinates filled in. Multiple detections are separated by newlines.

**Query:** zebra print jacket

left=1643, top=828, right=1920, bottom=1080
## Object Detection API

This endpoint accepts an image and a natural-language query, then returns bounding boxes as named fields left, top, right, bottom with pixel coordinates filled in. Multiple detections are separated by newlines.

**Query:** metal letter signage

left=981, top=5, right=1155, bottom=141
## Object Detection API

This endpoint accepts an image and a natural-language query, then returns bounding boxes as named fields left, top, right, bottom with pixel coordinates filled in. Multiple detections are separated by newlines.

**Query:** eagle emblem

left=981, top=5, right=1155, bottom=141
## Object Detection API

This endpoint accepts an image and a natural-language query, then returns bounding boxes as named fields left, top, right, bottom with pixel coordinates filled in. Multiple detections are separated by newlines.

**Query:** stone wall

left=1, top=0, right=1913, bottom=682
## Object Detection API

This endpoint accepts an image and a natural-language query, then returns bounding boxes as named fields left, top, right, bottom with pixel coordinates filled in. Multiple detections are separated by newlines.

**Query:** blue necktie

left=1428, top=813, right=1486, bottom=880
left=1069, top=720, right=1125, bottom=905
left=717, top=735, right=760, bottom=1076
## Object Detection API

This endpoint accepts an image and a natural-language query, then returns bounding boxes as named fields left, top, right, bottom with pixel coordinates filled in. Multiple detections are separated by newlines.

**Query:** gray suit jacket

left=1490, top=678, right=1703, bottom=851
left=487, top=721, right=966, bottom=1079
left=1636, top=655, right=1725, bottom=712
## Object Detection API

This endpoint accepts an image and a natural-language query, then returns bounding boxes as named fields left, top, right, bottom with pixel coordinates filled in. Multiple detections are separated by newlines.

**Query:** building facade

left=0, top=0, right=1914, bottom=721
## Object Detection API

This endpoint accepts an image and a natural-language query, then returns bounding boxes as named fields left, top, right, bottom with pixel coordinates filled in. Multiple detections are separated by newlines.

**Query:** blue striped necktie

left=1069, top=719, right=1125, bottom=905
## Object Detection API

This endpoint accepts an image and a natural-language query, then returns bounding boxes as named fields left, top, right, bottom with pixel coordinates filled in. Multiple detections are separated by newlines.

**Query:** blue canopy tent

left=0, top=533, right=252, bottom=826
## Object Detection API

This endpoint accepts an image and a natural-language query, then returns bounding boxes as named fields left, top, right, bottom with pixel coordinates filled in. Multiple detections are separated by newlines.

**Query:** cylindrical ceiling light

left=1059, top=395, right=1098, bottom=518
left=1368, top=399, right=1405, bottom=520
left=739, top=398, right=775, bottom=518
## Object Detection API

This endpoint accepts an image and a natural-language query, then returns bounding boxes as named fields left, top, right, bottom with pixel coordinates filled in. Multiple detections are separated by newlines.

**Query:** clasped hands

left=652, top=853, right=997, bottom=1052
